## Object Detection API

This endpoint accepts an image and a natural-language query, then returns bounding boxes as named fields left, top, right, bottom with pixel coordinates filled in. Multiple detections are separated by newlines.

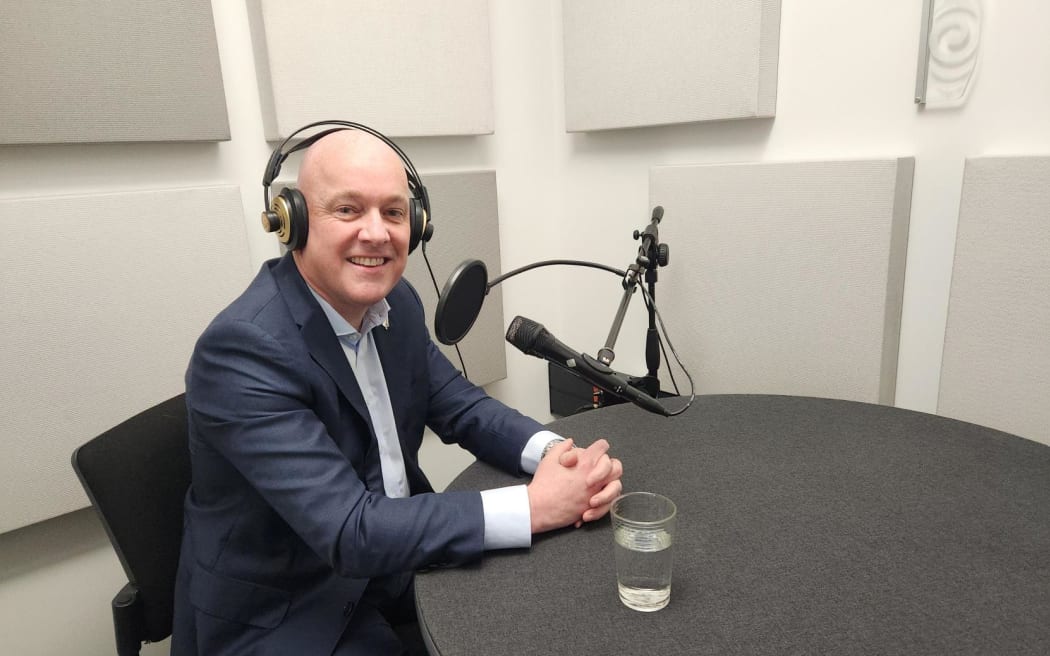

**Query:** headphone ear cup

left=408, top=198, right=431, bottom=254
left=279, top=187, right=309, bottom=250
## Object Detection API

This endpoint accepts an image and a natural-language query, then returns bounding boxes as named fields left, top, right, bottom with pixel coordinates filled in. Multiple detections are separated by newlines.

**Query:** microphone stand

left=594, top=207, right=669, bottom=400
left=435, top=206, right=674, bottom=414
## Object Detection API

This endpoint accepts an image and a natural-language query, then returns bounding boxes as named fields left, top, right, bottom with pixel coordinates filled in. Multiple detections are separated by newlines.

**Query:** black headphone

left=261, top=120, right=434, bottom=252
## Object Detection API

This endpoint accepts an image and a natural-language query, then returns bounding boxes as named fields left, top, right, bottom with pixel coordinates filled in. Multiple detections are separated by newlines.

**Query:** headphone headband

left=261, top=120, right=433, bottom=252
left=262, top=120, right=426, bottom=207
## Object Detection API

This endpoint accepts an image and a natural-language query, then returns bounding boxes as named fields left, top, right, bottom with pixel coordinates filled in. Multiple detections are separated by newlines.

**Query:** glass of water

left=611, top=492, right=677, bottom=612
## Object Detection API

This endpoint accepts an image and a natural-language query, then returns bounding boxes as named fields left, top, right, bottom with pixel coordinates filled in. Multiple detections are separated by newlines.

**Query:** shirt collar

left=307, top=288, right=391, bottom=338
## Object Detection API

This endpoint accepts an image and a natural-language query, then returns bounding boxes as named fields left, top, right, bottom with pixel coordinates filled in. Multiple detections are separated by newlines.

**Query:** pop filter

left=434, top=259, right=489, bottom=345
left=435, top=258, right=628, bottom=346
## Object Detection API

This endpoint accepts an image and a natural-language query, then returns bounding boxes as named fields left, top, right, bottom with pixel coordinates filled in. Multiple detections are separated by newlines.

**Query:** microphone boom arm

left=487, top=259, right=626, bottom=290
left=596, top=263, right=644, bottom=366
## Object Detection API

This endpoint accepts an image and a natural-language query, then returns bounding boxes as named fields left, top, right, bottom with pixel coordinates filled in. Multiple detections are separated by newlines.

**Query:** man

left=171, top=129, right=623, bottom=655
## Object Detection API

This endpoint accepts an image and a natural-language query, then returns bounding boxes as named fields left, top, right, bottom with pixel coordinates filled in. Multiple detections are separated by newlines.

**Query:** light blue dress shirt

left=308, top=289, right=558, bottom=549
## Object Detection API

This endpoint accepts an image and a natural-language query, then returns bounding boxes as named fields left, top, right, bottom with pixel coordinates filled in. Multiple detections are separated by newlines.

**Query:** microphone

left=505, top=315, right=670, bottom=417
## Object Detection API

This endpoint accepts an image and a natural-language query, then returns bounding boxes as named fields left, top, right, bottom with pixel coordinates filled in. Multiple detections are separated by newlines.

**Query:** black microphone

left=505, top=315, right=670, bottom=417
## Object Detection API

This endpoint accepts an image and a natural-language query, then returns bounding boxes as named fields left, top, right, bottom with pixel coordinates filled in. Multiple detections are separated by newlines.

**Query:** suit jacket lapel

left=270, top=255, right=413, bottom=494
left=371, top=324, right=405, bottom=434
left=270, top=254, right=372, bottom=429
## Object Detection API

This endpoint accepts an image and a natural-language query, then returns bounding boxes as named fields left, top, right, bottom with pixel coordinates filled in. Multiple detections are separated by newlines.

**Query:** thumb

left=549, top=437, right=574, bottom=460
left=558, top=447, right=580, bottom=467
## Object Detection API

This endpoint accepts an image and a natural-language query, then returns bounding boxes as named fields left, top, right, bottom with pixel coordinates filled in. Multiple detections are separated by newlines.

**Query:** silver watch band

left=541, top=437, right=568, bottom=460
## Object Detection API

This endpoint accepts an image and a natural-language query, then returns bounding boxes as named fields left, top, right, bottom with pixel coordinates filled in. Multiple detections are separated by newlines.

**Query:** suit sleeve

left=395, top=281, right=545, bottom=473
left=186, top=317, right=486, bottom=579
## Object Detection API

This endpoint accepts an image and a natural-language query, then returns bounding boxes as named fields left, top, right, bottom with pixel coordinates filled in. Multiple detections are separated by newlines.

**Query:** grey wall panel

left=0, top=0, right=229, bottom=144
left=563, top=0, right=781, bottom=132
left=650, top=158, right=914, bottom=404
left=0, top=186, right=252, bottom=533
left=404, top=171, right=507, bottom=386
left=248, top=0, right=494, bottom=139
left=938, top=156, right=1050, bottom=445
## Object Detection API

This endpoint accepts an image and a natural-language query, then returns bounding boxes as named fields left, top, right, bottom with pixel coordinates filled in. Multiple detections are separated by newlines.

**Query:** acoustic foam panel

left=562, top=0, right=781, bottom=132
left=0, top=186, right=252, bottom=533
left=938, top=156, right=1050, bottom=445
left=403, top=171, right=507, bottom=387
left=650, top=158, right=914, bottom=404
left=0, top=0, right=229, bottom=145
left=247, top=0, right=494, bottom=139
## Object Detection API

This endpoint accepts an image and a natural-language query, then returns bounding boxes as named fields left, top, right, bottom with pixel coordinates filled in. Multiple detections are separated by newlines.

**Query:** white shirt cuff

left=480, top=484, right=532, bottom=550
left=520, top=429, right=563, bottom=475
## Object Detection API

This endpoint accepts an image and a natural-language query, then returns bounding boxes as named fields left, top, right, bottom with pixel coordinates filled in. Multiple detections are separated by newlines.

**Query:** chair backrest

left=72, top=394, right=190, bottom=649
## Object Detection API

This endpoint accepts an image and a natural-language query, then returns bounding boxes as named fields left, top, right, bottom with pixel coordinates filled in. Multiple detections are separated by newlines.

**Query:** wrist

left=540, top=437, right=567, bottom=460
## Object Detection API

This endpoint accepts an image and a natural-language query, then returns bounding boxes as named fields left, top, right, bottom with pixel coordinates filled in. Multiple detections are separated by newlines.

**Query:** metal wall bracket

left=915, top=0, right=935, bottom=104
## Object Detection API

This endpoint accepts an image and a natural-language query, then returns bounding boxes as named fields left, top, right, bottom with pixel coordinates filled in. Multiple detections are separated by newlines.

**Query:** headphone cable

left=420, top=242, right=470, bottom=381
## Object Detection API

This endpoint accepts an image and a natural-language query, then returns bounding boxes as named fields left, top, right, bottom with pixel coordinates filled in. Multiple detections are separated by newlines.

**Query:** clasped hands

left=527, top=438, right=623, bottom=534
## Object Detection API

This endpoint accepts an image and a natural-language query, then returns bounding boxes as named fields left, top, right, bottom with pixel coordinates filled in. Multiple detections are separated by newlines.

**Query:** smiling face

left=292, top=130, right=412, bottom=329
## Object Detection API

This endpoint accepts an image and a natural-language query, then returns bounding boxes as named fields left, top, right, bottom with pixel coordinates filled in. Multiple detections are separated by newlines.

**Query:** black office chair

left=72, top=394, right=190, bottom=656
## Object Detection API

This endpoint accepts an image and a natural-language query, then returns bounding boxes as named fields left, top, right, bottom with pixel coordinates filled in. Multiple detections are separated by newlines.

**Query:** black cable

left=420, top=245, right=692, bottom=414
left=421, top=243, right=469, bottom=380
left=641, top=292, right=681, bottom=396
left=639, top=284, right=695, bottom=416
left=493, top=255, right=693, bottom=415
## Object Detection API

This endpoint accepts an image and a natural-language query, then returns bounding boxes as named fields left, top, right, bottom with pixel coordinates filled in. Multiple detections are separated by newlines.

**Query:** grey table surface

left=414, top=394, right=1050, bottom=655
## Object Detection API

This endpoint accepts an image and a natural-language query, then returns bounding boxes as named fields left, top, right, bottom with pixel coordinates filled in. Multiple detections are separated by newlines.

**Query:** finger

left=589, top=479, right=623, bottom=508
left=585, top=455, right=613, bottom=487
left=586, top=456, right=622, bottom=491
left=577, top=438, right=610, bottom=467
left=584, top=438, right=610, bottom=457
left=582, top=504, right=611, bottom=522
left=596, top=457, right=623, bottom=483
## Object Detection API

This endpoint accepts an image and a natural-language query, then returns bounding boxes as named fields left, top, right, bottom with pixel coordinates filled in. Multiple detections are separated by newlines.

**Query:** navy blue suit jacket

left=171, top=254, right=543, bottom=655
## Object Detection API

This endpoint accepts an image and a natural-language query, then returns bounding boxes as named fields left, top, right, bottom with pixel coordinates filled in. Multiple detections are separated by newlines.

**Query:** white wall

left=2, top=1, right=1048, bottom=654
left=546, top=1, right=1050, bottom=415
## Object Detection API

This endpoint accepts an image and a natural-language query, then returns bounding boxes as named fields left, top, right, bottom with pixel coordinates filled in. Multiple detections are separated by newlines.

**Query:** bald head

left=297, top=129, right=408, bottom=201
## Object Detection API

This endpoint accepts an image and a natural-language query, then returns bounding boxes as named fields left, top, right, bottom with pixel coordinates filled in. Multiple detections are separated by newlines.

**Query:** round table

left=414, top=395, right=1050, bottom=655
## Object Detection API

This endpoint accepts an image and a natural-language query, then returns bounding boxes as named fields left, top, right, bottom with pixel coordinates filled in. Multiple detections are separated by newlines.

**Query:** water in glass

left=613, top=524, right=673, bottom=611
